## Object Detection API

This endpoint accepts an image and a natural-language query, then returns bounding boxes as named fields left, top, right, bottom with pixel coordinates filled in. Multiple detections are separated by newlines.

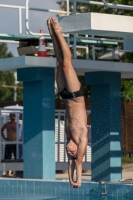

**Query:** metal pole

left=19, top=8, right=22, bottom=34
left=86, top=35, right=89, bottom=60
left=66, top=0, right=70, bottom=46
left=92, top=35, right=95, bottom=60
left=73, top=1, right=77, bottom=59
left=13, top=72, right=18, bottom=102
left=73, top=34, right=77, bottom=59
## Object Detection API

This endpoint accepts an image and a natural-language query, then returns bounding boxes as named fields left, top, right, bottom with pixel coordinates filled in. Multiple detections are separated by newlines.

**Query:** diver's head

left=66, top=140, right=78, bottom=158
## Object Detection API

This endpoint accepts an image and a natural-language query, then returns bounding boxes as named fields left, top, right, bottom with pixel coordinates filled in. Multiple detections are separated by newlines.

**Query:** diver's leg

left=47, top=18, right=65, bottom=92
left=56, top=62, right=65, bottom=92
left=51, top=18, right=80, bottom=93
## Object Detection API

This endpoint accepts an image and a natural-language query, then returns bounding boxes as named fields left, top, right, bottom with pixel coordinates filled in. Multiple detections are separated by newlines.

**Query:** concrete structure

left=58, top=13, right=133, bottom=38
left=0, top=55, right=132, bottom=181
left=85, top=72, right=121, bottom=181
left=0, top=1, right=133, bottom=182
left=0, top=56, right=133, bottom=78
left=17, top=67, right=55, bottom=179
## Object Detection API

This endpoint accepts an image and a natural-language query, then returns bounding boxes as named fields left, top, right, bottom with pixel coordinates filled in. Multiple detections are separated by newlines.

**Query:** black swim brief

left=4, top=144, right=16, bottom=159
left=59, top=86, right=84, bottom=99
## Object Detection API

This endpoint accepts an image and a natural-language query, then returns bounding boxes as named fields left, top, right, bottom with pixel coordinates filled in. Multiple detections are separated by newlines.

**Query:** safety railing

left=1, top=0, right=131, bottom=36
left=1, top=0, right=132, bottom=60
left=67, top=0, right=132, bottom=58
left=25, top=0, right=70, bottom=36
left=0, top=2, right=68, bottom=35
left=0, top=4, right=25, bottom=35
left=70, top=0, right=133, bottom=10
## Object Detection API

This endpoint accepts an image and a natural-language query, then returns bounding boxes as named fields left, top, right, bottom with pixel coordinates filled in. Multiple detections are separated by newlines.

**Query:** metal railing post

left=66, top=0, right=70, bottom=46
left=25, top=0, right=69, bottom=36
left=92, top=35, right=95, bottom=60
left=73, top=1, right=77, bottom=59
left=85, top=35, right=89, bottom=60
left=19, top=8, right=22, bottom=34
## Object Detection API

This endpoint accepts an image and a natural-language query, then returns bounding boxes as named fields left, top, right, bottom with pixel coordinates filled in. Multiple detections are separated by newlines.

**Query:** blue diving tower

left=0, top=0, right=133, bottom=181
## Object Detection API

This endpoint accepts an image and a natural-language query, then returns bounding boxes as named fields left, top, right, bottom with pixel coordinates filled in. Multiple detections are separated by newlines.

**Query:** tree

left=0, top=43, right=14, bottom=102
left=0, top=43, right=23, bottom=102
left=121, top=79, right=133, bottom=101
left=0, top=43, right=13, bottom=58
left=58, top=0, right=133, bottom=16
left=17, top=82, right=23, bottom=101
left=78, top=76, right=90, bottom=97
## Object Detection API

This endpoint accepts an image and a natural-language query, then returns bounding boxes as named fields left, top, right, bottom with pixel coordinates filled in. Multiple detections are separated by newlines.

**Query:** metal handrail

left=69, top=0, right=104, bottom=6
left=0, top=4, right=25, bottom=34
left=70, top=0, right=133, bottom=10
left=0, top=1, right=127, bottom=60
left=0, top=3, right=69, bottom=36
left=25, top=0, right=70, bottom=36
left=1, top=141, right=23, bottom=144
left=0, top=4, right=25, bottom=9
left=102, top=0, right=133, bottom=11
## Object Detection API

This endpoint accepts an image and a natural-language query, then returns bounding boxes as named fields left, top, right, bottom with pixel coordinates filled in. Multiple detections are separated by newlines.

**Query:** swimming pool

left=0, top=179, right=133, bottom=200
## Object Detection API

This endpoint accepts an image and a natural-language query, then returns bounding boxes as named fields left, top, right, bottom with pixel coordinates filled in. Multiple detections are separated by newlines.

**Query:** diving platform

left=0, top=1, right=132, bottom=182
left=0, top=33, right=40, bottom=42
left=0, top=56, right=133, bottom=78
left=58, top=12, right=133, bottom=38
left=0, top=33, right=118, bottom=46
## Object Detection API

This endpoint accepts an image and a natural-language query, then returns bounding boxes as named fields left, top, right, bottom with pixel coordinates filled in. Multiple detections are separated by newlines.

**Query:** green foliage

left=0, top=43, right=23, bottom=102
left=17, top=82, right=23, bottom=101
left=121, top=79, right=133, bottom=101
left=122, top=154, right=133, bottom=165
left=0, top=43, right=13, bottom=58
left=78, top=76, right=90, bottom=97
left=0, top=43, right=14, bottom=102
left=121, top=52, right=133, bottom=101
left=77, top=0, right=133, bottom=16
left=58, top=0, right=133, bottom=16
left=121, top=52, right=133, bottom=63
left=0, top=71, right=15, bottom=102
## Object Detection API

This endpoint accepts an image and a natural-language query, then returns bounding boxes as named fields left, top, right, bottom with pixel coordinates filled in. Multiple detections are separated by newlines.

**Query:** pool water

left=0, top=179, right=133, bottom=200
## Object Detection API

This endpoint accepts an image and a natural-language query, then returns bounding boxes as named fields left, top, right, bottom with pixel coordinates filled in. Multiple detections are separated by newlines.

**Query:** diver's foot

left=47, top=18, right=54, bottom=37
left=51, top=18, right=62, bottom=35
left=47, top=18, right=59, bottom=43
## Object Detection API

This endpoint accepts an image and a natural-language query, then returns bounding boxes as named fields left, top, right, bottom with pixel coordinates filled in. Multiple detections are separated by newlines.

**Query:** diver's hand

left=70, top=180, right=81, bottom=188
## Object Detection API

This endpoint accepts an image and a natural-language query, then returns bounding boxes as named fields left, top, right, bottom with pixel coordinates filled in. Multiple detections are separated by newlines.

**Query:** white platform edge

left=0, top=56, right=133, bottom=78
left=58, top=12, right=133, bottom=38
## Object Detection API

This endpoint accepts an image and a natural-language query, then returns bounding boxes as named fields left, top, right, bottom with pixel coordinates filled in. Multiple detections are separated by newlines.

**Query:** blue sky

left=0, top=0, right=60, bottom=56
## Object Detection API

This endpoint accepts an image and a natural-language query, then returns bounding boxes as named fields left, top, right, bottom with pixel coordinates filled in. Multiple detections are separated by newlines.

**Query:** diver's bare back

left=66, top=96, right=87, bottom=144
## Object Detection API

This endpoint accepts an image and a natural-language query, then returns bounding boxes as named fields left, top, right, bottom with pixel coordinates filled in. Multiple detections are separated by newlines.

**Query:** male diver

left=47, top=18, right=88, bottom=188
